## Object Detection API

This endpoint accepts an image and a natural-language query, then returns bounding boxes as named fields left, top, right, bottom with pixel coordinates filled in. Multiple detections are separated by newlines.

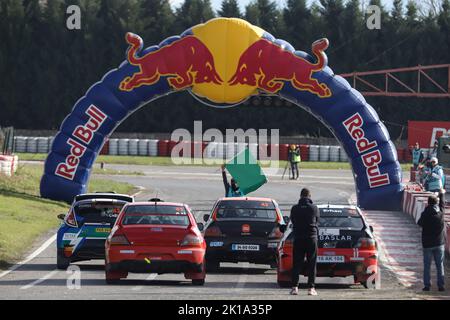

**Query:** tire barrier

left=128, top=139, right=139, bottom=156
left=309, top=145, right=319, bottom=162
left=108, top=138, right=118, bottom=155
left=149, top=140, right=159, bottom=156
left=138, top=139, right=149, bottom=156
left=339, top=146, right=348, bottom=162
left=14, top=136, right=27, bottom=153
left=26, top=137, right=38, bottom=153
left=0, top=155, right=18, bottom=176
left=329, top=146, right=340, bottom=162
left=118, top=139, right=129, bottom=156
left=319, top=145, right=330, bottom=162
left=37, top=137, right=50, bottom=154
left=157, top=140, right=169, bottom=157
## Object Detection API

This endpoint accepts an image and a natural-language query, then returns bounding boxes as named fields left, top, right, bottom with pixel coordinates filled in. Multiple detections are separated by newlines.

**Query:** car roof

left=317, top=204, right=359, bottom=210
left=127, top=201, right=187, bottom=207
left=217, top=197, right=274, bottom=202
left=74, top=198, right=130, bottom=206
left=74, top=193, right=134, bottom=203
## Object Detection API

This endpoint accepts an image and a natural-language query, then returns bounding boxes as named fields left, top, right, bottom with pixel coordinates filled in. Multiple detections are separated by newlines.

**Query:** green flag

left=225, top=148, right=267, bottom=195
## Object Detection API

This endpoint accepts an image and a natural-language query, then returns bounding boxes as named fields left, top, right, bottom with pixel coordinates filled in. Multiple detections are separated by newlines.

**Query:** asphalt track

left=0, top=164, right=445, bottom=300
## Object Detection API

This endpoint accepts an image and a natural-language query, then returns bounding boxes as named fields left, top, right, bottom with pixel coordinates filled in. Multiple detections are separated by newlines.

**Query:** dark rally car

left=202, top=197, right=287, bottom=271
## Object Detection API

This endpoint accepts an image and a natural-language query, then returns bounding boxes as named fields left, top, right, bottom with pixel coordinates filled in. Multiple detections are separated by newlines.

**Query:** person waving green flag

left=224, top=148, right=267, bottom=195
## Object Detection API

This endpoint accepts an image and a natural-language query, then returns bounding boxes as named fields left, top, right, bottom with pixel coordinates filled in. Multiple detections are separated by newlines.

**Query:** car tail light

left=110, top=234, right=130, bottom=246
left=211, top=208, right=219, bottom=221
left=204, top=226, right=223, bottom=237
left=65, top=209, right=78, bottom=228
left=268, top=226, right=283, bottom=239
left=355, top=238, right=376, bottom=250
left=181, top=234, right=203, bottom=247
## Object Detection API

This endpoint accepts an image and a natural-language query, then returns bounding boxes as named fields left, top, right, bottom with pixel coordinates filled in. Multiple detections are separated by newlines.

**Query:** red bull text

left=55, top=105, right=106, bottom=180
left=343, top=113, right=390, bottom=188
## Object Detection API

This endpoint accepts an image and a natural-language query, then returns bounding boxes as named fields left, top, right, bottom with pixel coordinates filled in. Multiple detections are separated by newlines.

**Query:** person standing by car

left=289, top=188, right=319, bottom=296
left=221, top=165, right=243, bottom=197
left=288, top=144, right=301, bottom=180
left=417, top=195, right=446, bottom=292
left=411, top=142, right=424, bottom=170
left=424, top=157, right=446, bottom=212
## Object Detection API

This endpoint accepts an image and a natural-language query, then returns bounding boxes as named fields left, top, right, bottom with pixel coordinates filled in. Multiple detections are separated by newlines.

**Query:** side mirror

left=197, top=223, right=204, bottom=232
left=279, top=224, right=287, bottom=233
left=283, top=216, right=290, bottom=224
left=57, top=213, right=66, bottom=220
left=369, top=225, right=374, bottom=233
left=203, top=214, right=210, bottom=223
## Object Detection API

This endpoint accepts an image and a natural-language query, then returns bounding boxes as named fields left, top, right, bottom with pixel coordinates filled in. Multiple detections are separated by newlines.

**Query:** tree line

left=0, top=0, right=449, bottom=139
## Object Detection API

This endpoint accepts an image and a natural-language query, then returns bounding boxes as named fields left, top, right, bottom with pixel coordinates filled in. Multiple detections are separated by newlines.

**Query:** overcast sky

left=168, top=0, right=396, bottom=13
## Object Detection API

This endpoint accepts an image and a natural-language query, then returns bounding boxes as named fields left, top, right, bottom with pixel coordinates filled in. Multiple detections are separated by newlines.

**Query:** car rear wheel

left=192, top=278, right=205, bottom=286
left=56, top=250, right=70, bottom=270
left=105, top=266, right=127, bottom=284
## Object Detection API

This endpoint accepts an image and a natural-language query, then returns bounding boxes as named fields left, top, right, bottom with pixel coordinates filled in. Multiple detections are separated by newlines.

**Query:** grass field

left=16, top=153, right=412, bottom=171
left=0, top=164, right=136, bottom=269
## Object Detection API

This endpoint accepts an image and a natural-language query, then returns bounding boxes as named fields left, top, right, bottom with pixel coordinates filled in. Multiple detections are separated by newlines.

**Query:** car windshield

left=319, top=208, right=364, bottom=229
left=122, top=205, right=189, bottom=226
left=74, top=202, right=125, bottom=225
left=216, top=200, right=277, bottom=220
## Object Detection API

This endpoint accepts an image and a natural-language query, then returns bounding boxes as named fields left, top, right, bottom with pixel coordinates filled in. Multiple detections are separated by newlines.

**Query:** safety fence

left=0, top=155, right=19, bottom=176
left=402, top=182, right=450, bottom=256
left=13, top=136, right=419, bottom=163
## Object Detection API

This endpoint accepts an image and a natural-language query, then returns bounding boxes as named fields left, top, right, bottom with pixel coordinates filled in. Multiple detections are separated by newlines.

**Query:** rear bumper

left=277, top=249, right=378, bottom=279
left=107, top=260, right=203, bottom=274
left=60, top=239, right=107, bottom=261
left=205, top=239, right=279, bottom=264
left=106, top=246, right=205, bottom=273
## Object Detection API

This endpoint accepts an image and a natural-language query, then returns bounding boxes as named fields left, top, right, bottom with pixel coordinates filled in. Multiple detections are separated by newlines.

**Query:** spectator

left=424, top=157, right=446, bottom=212
left=288, top=144, right=301, bottom=180
left=429, top=141, right=439, bottom=160
left=411, top=142, right=424, bottom=170
left=417, top=195, right=446, bottom=292
left=289, top=188, right=319, bottom=296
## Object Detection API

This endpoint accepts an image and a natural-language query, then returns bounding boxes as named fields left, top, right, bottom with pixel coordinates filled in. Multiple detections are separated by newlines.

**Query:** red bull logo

left=119, top=18, right=332, bottom=103
left=228, top=38, right=331, bottom=98
left=120, top=33, right=222, bottom=91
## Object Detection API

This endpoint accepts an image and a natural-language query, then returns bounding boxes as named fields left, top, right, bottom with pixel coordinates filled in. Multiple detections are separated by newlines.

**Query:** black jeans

left=290, top=162, right=299, bottom=179
left=291, top=238, right=317, bottom=288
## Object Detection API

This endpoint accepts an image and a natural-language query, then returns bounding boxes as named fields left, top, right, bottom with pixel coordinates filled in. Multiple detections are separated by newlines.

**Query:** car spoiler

left=73, top=193, right=134, bottom=203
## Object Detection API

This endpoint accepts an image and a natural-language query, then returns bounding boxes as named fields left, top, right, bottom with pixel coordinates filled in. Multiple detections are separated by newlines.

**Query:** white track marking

left=20, top=270, right=59, bottom=290
left=131, top=273, right=158, bottom=291
left=0, top=234, right=56, bottom=279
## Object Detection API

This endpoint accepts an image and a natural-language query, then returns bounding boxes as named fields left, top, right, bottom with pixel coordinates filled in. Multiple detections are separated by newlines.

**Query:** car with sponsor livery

left=105, top=199, right=206, bottom=285
left=277, top=204, right=378, bottom=288
left=202, top=197, right=287, bottom=271
left=56, top=193, right=134, bottom=269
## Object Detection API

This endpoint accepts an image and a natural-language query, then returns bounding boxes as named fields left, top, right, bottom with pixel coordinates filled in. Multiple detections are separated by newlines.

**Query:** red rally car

left=277, top=204, right=378, bottom=288
left=105, top=199, right=206, bottom=285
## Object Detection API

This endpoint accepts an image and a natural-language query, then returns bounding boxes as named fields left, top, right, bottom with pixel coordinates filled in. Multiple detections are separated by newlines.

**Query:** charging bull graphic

left=229, top=38, right=331, bottom=97
left=120, top=33, right=223, bottom=91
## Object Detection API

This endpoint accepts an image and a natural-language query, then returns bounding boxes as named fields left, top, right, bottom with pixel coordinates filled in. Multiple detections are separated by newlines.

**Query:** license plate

left=232, top=244, right=260, bottom=251
left=209, top=241, right=223, bottom=247
left=95, top=227, right=111, bottom=233
left=317, top=256, right=345, bottom=263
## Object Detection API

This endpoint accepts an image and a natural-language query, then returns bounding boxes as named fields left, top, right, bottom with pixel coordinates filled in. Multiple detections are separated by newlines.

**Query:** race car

left=202, top=197, right=287, bottom=271
left=56, top=193, right=134, bottom=269
left=277, top=204, right=378, bottom=288
left=105, top=199, right=206, bottom=285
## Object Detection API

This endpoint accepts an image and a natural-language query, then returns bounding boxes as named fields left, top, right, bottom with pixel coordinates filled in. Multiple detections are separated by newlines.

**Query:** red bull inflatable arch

left=40, top=18, right=403, bottom=210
